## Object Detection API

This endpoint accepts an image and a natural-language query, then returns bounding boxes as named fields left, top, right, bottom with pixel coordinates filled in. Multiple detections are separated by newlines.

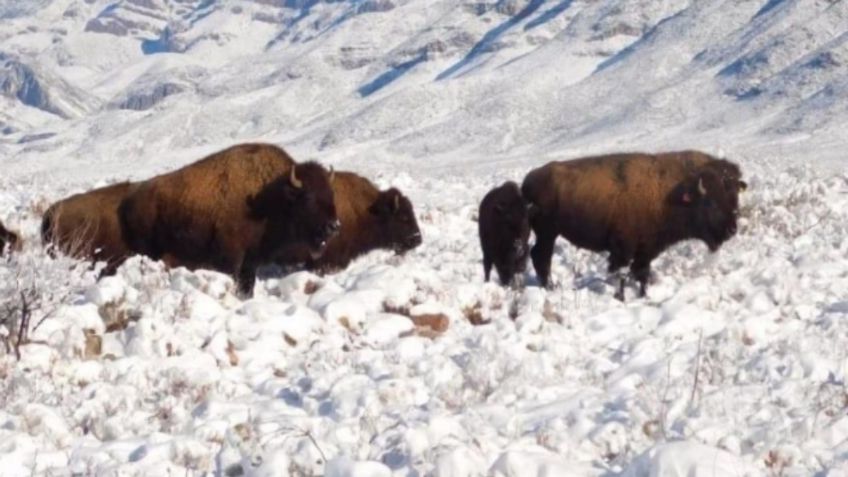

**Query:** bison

left=478, top=181, right=530, bottom=285
left=41, top=181, right=137, bottom=275
left=277, top=170, right=422, bottom=272
left=522, top=150, right=746, bottom=300
left=118, top=143, right=340, bottom=296
left=0, top=219, right=21, bottom=256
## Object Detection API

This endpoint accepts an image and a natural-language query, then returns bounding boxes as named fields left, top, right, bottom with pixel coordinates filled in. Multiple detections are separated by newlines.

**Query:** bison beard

left=118, top=143, right=340, bottom=297
left=522, top=150, right=745, bottom=300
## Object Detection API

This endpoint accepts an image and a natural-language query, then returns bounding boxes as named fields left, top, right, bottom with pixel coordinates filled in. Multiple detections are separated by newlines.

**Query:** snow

left=1, top=0, right=848, bottom=476
left=2, top=162, right=847, bottom=476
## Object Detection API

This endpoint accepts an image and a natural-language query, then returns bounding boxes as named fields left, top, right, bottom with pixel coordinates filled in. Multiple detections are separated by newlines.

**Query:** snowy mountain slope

left=0, top=0, right=846, bottom=181
left=1, top=1, right=848, bottom=476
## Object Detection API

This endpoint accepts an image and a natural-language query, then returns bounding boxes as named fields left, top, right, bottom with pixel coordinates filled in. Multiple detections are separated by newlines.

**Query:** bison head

left=702, top=159, right=747, bottom=205
left=368, top=188, right=422, bottom=253
left=676, top=169, right=742, bottom=251
left=250, top=162, right=340, bottom=259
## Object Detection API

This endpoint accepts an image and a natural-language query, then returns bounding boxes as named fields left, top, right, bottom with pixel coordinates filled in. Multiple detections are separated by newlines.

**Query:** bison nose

left=325, top=220, right=341, bottom=237
left=406, top=232, right=422, bottom=247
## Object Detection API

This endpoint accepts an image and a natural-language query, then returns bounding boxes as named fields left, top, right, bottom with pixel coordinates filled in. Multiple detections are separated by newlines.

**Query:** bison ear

left=391, top=191, right=400, bottom=212
left=738, top=180, right=748, bottom=192
left=370, top=190, right=401, bottom=217
left=371, top=190, right=402, bottom=217
left=368, top=196, right=389, bottom=217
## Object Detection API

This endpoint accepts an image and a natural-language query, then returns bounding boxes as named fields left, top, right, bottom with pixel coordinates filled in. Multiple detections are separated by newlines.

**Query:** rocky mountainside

left=0, top=0, right=846, bottom=181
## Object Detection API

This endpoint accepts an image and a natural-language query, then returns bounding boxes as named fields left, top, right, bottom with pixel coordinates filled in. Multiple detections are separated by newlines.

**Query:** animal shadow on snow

left=528, top=241, right=655, bottom=298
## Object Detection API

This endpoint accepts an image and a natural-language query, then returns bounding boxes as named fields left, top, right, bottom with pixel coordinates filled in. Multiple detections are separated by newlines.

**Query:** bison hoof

left=614, top=290, right=625, bottom=302
left=236, top=286, right=255, bottom=300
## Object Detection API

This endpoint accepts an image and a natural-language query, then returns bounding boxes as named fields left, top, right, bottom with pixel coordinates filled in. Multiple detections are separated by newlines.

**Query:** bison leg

left=495, top=262, right=514, bottom=286
left=607, top=250, right=631, bottom=301
left=630, top=256, right=653, bottom=298
left=530, top=232, right=556, bottom=288
left=97, top=256, right=127, bottom=280
left=236, top=261, right=256, bottom=298
left=483, top=253, right=492, bottom=282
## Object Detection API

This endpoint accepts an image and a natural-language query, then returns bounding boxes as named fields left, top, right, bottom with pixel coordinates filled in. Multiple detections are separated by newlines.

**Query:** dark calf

left=478, top=181, right=531, bottom=286
left=0, top=220, right=21, bottom=257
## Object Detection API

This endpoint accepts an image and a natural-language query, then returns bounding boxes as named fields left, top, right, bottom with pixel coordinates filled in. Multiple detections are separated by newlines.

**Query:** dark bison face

left=0, top=224, right=20, bottom=256
left=290, top=163, right=340, bottom=258
left=702, top=159, right=747, bottom=208
left=681, top=170, right=741, bottom=251
left=250, top=162, right=340, bottom=259
left=368, top=188, right=422, bottom=253
left=497, top=193, right=531, bottom=271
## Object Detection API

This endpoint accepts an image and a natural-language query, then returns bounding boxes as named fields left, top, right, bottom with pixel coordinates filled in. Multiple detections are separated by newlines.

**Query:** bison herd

left=0, top=144, right=746, bottom=301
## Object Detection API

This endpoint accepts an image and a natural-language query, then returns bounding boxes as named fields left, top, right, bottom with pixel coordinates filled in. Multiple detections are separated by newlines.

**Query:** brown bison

left=41, top=181, right=136, bottom=275
left=0, top=219, right=21, bottom=256
left=277, top=170, right=422, bottom=272
left=118, top=143, right=340, bottom=296
left=522, top=150, right=746, bottom=300
left=478, top=181, right=530, bottom=285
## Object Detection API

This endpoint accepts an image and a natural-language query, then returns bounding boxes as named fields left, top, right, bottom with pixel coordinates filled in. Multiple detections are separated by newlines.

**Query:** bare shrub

left=462, top=302, right=489, bottom=326
left=0, top=250, right=81, bottom=360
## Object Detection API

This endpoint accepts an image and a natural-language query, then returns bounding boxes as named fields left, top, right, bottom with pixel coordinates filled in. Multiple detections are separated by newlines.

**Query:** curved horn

left=698, top=177, right=707, bottom=195
left=393, top=193, right=400, bottom=211
left=329, top=166, right=335, bottom=182
left=290, top=166, right=303, bottom=189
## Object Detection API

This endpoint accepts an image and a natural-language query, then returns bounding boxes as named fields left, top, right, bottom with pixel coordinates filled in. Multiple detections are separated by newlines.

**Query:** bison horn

left=393, top=193, right=400, bottom=211
left=290, top=167, right=303, bottom=189
left=329, top=166, right=335, bottom=182
left=698, top=177, right=707, bottom=195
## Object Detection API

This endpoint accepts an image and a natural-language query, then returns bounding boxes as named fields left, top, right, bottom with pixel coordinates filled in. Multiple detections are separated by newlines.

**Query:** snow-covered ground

left=1, top=1, right=848, bottom=476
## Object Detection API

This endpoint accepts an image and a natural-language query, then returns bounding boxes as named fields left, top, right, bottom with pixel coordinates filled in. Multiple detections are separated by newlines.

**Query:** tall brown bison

left=41, top=181, right=136, bottom=275
left=478, top=181, right=530, bottom=285
left=0, top=219, right=21, bottom=256
left=278, top=171, right=422, bottom=272
left=522, top=150, right=746, bottom=300
left=119, top=143, right=340, bottom=296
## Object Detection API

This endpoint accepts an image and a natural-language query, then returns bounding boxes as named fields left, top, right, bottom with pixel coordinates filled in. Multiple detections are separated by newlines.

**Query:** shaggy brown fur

left=522, top=150, right=745, bottom=300
left=478, top=181, right=530, bottom=285
left=0, top=219, right=21, bottom=257
left=119, top=143, right=339, bottom=296
left=278, top=171, right=422, bottom=272
left=42, top=182, right=137, bottom=275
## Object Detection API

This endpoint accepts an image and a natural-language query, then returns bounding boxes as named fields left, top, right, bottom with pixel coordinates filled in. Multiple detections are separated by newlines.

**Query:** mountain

left=0, top=0, right=845, bottom=182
